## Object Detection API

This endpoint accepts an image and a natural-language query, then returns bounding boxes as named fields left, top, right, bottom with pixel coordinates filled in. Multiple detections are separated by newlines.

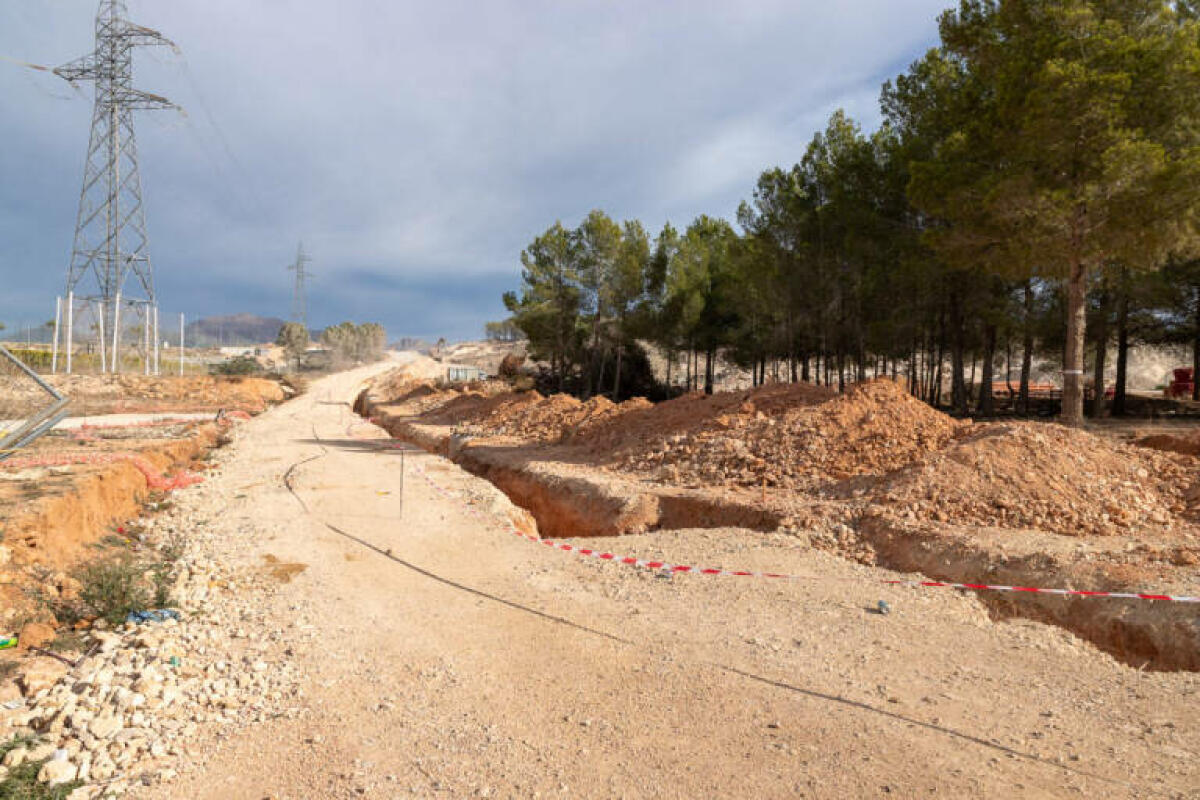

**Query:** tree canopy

left=499, top=0, right=1200, bottom=417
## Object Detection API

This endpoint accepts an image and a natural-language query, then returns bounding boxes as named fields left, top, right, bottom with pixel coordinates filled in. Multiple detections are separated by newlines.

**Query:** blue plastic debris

left=877, top=600, right=891, bottom=616
left=125, top=609, right=181, bottom=625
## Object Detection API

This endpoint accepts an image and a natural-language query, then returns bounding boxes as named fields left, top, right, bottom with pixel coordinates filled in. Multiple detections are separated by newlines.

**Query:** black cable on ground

left=277, top=416, right=1151, bottom=797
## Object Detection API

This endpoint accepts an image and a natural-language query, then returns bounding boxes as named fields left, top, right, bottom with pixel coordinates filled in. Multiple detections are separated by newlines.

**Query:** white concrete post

left=111, top=293, right=122, bottom=374
left=96, top=301, right=106, bottom=374
left=153, top=306, right=160, bottom=375
left=143, top=305, right=150, bottom=376
left=51, top=297, right=61, bottom=374
left=65, top=291, right=74, bottom=375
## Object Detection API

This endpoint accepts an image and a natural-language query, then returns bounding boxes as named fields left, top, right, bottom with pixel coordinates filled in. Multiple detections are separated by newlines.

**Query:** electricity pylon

left=289, top=242, right=313, bottom=330
left=53, top=0, right=178, bottom=373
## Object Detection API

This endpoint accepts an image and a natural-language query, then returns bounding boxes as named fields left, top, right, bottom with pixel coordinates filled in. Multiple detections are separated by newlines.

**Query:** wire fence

left=5, top=300, right=224, bottom=377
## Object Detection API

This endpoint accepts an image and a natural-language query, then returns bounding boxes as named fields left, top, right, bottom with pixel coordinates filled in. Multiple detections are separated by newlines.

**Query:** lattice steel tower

left=54, top=0, right=177, bottom=372
left=289, top=242, right=313, bottom=330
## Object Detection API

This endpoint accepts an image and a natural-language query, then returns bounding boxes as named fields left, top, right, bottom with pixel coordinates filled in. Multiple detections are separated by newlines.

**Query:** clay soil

left=360, top=364, right=1200, bottom=671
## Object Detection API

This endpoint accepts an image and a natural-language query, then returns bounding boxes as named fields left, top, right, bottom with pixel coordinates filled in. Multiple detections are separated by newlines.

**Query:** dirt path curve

left=139, top=365, right=1199, bottom=799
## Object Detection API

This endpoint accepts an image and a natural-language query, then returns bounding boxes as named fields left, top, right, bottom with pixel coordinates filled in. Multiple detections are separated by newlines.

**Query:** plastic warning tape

left=413, top=463, right=1200, bottom=605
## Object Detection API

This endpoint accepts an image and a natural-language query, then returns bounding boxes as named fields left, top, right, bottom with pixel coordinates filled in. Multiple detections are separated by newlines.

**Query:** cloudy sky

left=1, top=0, right=949, bottom=342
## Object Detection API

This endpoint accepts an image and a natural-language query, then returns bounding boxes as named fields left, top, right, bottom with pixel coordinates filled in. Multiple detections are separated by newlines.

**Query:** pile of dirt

left=577, top=381, right=836, bottom=457
left=427, top=391, right=651, bottom=444
left=376, top=381, right=461, bottom=416
left=1135, top=430, right=1200, bottom=457
left=421, top=390, right=510, bottom=426
left=611, top=379, right=963, bottom=490
left=872, top=422, right=1200, bottom=538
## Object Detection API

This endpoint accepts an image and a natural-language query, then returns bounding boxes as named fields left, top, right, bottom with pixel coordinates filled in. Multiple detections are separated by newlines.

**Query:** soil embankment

left=0, top=375, right=289, bottom=627
left=357, top=368, right=1200, bottom=671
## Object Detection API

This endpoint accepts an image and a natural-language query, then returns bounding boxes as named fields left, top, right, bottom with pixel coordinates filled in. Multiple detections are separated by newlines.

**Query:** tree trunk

left=1113, top=274, right=1129, bottom=416
left=1091, top=289, right=1110, bottom=418
left=977, top=322, right=996, bottom=416
left=596, top=349, right=607, bottom=397
left=933, top=311, right=945, bottom=407
left=612, top=337, right=623, bottom=401
left=1019, top=280, right=1033, bottom=416
left=967, top=357, right=977, bottom=407
left=949, top=285, right=967, bottom=415
left=1062, top=259, right=1088, bottom=427
left=665, top=348, right=673, bottom=393
left=1193, top=285, right=1200, bottom=402
left=1004, top=334, right=1013, bottom=409
left=908, top=344, right=917, bottom=396
left=704, top=349, right=714, bottom=395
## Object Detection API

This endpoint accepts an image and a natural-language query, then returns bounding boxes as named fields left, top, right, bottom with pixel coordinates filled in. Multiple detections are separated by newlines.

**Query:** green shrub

left=74, top=555, right=153, bottom=625
left=0, top=735, right=81, bottom=800
left=210, top=355, right=261, bottom=375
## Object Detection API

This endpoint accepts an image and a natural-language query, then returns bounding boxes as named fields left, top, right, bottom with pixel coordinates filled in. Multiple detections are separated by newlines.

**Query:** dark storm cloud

left=0, top=0, right=948, bottom=340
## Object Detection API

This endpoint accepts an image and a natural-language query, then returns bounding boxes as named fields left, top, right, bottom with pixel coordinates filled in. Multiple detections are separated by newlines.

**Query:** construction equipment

left=1167, top=367, right=1195, bottom=399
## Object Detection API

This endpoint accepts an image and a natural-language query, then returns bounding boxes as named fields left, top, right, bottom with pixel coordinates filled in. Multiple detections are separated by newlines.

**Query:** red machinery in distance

left=1167, top=368, right=1195, bottom=399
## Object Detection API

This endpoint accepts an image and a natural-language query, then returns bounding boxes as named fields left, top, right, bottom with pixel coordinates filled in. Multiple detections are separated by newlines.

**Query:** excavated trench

left=356, top=389, right=1200, bottom=672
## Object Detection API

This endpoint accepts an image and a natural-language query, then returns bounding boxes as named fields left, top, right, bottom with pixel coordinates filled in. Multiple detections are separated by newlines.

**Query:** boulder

left=17, top=657, right=69, bottom=697
left=38, top=758, right=78, bottom=785
left=18, top=622, right=56, bottom=651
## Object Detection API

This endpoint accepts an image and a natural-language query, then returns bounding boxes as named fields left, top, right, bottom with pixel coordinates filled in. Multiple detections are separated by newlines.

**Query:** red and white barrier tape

left=412, top=462, right=1200, bottom=605
left=1, top=451, right=203, bottom=491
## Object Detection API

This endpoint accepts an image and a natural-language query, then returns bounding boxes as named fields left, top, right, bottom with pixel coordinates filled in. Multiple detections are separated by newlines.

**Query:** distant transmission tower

left=289, top=242, right=313, bottom=329
left=52, top=0, right=178, bottom=374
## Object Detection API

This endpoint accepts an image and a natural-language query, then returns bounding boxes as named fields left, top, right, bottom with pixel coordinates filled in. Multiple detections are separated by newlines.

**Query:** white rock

left=88, top=713, right=122, bottom=739
left=38, top=758, right=78, bottom=785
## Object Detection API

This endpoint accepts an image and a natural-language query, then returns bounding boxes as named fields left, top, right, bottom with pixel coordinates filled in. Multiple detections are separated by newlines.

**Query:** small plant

left=0, top=734, right=82, bottom=800
left=157, top=530, right=187, bottom=564
left=47, top=631, right=85, bottom=654
left=149, top=562, right=174, bottom=609
left=0, top=759, right=83, bottom=800
left=210, top=355, right=261, bottom=376
left=74, top=555, right=153, bottom=625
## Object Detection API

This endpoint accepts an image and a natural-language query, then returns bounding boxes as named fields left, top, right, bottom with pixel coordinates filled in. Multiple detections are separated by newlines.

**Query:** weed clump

left=0, top=735, right=81, bottom=799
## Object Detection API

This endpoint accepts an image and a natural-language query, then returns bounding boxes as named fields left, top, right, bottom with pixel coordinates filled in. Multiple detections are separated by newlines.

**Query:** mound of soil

left=873, top=422, right=1200, bottom=538
left=578, top=381, right=836, bottom=457
left=430, top=392, right=652, bottom=444
left=1135, top=431, right=1200, bottom=458
left=613, top=379, right=962, bottom=490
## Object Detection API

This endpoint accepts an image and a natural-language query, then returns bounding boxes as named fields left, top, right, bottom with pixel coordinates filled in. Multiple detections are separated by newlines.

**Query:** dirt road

left=139, top=365, right=1199, bottom=799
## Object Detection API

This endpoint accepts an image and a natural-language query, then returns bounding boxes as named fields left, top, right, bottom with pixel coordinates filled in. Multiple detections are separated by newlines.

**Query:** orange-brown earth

left=359, top=371, right=1200, bottom=670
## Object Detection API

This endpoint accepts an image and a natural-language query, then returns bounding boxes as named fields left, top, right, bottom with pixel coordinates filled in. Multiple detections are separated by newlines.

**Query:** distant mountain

left=186, top=313, right=292, bottom=346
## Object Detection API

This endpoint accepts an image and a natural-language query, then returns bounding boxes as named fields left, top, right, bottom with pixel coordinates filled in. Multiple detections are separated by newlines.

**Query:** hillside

left=186, top=313, right=291, bottom=346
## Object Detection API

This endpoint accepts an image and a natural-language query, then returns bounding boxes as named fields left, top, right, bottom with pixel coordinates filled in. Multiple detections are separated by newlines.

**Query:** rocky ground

left=0, top=436, right=305, bottom=797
